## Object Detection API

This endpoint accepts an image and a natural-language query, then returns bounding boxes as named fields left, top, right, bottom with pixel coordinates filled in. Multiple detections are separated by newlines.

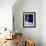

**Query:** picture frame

left=23, top=12, right=36, bottom=28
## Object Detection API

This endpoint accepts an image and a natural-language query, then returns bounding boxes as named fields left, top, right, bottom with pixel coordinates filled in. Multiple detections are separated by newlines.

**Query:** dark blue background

left=25, top=14, right=33, bottom=23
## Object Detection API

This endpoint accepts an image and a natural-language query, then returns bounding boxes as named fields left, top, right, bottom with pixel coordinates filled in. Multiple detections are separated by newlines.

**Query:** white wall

left=0, top=0, right=16, bottom=30
left=40, top=0, right=46, bottom=46
left=13, top=0, right=42, bottom=46
left=0, top=0, right=17, bottom=38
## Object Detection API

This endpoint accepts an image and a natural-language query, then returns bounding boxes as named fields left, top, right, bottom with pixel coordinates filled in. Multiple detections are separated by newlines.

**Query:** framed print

left=23, top=12, right=36, bottom=28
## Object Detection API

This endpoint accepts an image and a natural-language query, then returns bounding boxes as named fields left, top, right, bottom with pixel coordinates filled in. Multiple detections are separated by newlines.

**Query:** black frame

left=23, top=12, right=36, bottom=28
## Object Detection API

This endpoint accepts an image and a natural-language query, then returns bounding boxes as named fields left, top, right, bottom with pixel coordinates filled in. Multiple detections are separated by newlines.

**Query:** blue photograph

left=25, top=14, right=33, bottom=23
left=23, top=12, right=36, bottom=28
